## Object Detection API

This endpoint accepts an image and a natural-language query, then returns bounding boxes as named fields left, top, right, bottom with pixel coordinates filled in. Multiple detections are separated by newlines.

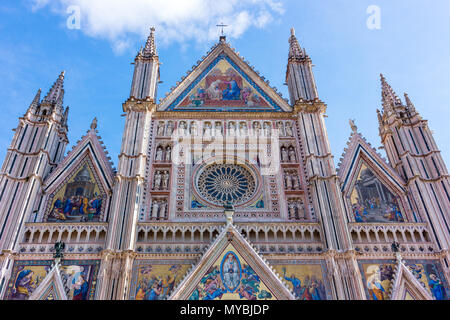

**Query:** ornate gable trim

left=158, top=42, right=292, bottom=112
left=389, top=254, right=433, bottom=300
left=338, top=132, right=405, bottom=194
left=29, top=263, right=68, bottom=300
left=44, top=128, right=115, bottom=193
left=169, top=221, right=295, bottom=300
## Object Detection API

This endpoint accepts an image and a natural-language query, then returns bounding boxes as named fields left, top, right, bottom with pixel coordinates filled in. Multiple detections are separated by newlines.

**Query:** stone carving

left=287, top=199, right=305, bottom=220
left=214, top=122, right=223, bottom=136
left=153, top=171, right=162, bottom=190
left=263, top=122, right=271, bottom=136
left=285, top=122, right=294, bottom=137
left=166, top=121, right=174, bottom=136
left=190, top=121, right=198, bottom=136
left=157, top=121, right=165, bottom=136
left=203, top=122, right=211, bottom=136
left=178, top=121, right=187, bottom=136
left=162, top=171, right=169, bottom=190
left=277, top=121, right=285, bottom=136
left=155, top=146, right=164, bottom=161
left=228, top=122, right=236, bottom=136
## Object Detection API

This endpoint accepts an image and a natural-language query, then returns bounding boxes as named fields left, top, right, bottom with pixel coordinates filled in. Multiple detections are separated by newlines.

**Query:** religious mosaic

left=3, top=260, right=100, bottom=300
left=46, top=161, right=105, bottom=222
left=272, top=262, right=330, bottom=300
left=129, top=261, right=192, bottom=300
left=359, top=260, right=449, bottom=300
left=194, top=163, right=258, bottom=208
left=188, top=245, right=275, bottom=300
left=350, top=164, right=404, bottom=223
left=168, top=55, right=282, bottom=112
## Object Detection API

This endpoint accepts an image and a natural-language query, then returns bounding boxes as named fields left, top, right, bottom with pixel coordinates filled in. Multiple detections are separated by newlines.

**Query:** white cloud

left=30, top=0, right=284, bottom=53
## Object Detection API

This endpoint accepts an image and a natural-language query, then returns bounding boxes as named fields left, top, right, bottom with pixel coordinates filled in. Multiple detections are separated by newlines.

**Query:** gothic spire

left=380, top=74, right=402, bottom=113
left=142, top=27, right=157, bottom=58
left=27, top=88, right=41, bottom=114
left=404, top=92, right=417, bottom=114
left=42, top=71, right=65, bottom=107
left=288, top=28, right=305, bottom=61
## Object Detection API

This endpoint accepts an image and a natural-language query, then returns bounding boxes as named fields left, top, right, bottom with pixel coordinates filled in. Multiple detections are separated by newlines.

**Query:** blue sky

left=0, top=0, right=449, bottom=170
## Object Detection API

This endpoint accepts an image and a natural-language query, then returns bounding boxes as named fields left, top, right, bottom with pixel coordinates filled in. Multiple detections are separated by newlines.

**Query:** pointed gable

left=158, top=40, right=292, bottom=112
left=337, top=130, right=410, bottom=223
left=389, top=255, right=433, bottom=300
left=169, top=221, right=295, bottom=300
left=29, top=263, right=68, bottom=300
left=41, top=123, right=115, bottom=222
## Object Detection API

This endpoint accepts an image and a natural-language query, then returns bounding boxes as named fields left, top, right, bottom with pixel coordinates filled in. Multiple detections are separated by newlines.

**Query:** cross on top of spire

left=216, top=22, right=228, bottom=42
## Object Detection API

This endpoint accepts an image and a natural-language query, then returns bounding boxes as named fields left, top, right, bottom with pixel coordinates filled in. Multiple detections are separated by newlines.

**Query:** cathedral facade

left=0, top=28, right=449, bottom=301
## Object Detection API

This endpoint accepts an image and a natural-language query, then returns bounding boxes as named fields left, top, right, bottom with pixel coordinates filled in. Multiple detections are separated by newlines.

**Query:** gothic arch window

left=349, top=162, right=406, bottom=223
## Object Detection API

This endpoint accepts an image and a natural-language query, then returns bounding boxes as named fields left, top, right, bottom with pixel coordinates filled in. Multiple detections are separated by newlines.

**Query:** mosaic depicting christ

left=221, top=252, right=241, bottom=291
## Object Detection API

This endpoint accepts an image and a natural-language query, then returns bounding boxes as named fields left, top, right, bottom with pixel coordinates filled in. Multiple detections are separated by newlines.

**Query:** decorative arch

left=338, top=132, right=414, bottom=223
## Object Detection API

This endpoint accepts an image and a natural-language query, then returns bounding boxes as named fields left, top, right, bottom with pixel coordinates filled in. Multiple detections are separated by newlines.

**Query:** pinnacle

left=42, top=71, right=65, bottom=107
left=143, top=27, right=157, bottom=58
left=288, top=27, right=305, bottom=61
left=380, top=73, right=402, bottom=111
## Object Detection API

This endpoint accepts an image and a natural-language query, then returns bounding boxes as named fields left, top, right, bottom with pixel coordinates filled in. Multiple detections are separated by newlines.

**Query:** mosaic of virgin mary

left=179, top=59, right=269, bottom=109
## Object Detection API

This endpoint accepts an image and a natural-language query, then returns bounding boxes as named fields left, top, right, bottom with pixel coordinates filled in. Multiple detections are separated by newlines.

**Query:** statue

left=90, top=117, right=97, bottom=131
left=214, top=122, right=223, bottom=136
left=153, top=171, right=162, bottom=190
left=166, top=121, right=174, bottom=136
left=179, top=121, right=187, bottom=135
left=53, top=241, right=65, bottom=260
left=281, top=147, right=288, bottom=162
left=253, top=122, right=261, bottom=135
left=239, top=122, right=247, bottom=136
left=157, top=122, right=165, bottom=136
left=349, top=119, right=358, bottom=133
left=190, top=121, right=198, bottom=136
left=203, top=122, right=211, bottom=136
left=155, top=147, right=163, bottom=161
left=162, top=171, right=169, bottom=190
left=391, top=241, right=400, bottom=253
left=151, top=200, right=159, bottom=219
left=228, top=122, right=236, bottom=136
left=285, top=122, right=293, bottom=137
left=277, top=122, right=286, bottom=136
left=297, top=201, right=305, bottom=219
left=292, top=173, right=299, bottom=190
left=263, top=122, right=271, bottom=136
left=288, top=148, right=296, bottom=163
left=288, top=201, right=296, bottom=220
left=285, top=172, right=292, bottom=190
left=166, top=146, right=172, bottom=162
left=159, top=200, right=166, bottom=219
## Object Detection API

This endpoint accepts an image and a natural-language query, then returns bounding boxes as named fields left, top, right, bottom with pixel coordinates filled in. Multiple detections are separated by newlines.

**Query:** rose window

left=195, top=163, right=257, bottom=207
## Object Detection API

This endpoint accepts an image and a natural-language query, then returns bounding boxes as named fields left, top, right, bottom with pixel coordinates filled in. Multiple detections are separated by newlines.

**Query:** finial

left=143, top=27, right=157, bottom=57
left=349, top=119, right=358, bottom=133
left=288, top=28, right=305, bottom=60
left=90, top=117, right=98, bottom=130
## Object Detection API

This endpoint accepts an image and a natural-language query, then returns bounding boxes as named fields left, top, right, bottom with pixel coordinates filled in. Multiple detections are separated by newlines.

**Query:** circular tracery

left=195, top=163, right=257, bottom=207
